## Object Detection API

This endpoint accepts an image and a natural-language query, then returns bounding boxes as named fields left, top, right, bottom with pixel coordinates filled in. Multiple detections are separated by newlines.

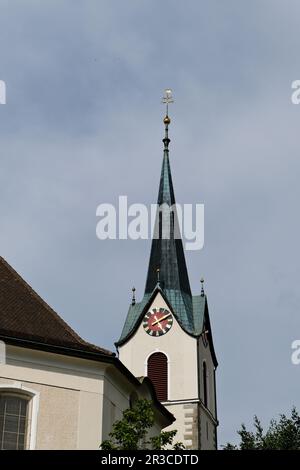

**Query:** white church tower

left=116, top=91, right=218, bottom=450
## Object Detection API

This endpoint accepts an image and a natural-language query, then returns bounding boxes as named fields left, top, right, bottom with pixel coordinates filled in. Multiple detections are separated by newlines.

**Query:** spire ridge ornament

left=162, top=89, right=173, bottom=150
left=156, top=268, right=160, bottom=286
left=200, top=278, right=205, bottom=297
left=131, top=287, right=136, bottom=306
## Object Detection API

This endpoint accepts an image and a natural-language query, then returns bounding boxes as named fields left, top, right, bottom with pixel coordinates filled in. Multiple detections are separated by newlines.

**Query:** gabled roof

left=116, top=286, right=217, bottom=367
left=0, top=257, right=113, bottom=356
left=116, top=285, right=206, bottom=345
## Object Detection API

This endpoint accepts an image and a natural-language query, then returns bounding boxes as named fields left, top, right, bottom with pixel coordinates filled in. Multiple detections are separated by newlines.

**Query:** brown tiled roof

left=0, top=257, right=113, bottom=356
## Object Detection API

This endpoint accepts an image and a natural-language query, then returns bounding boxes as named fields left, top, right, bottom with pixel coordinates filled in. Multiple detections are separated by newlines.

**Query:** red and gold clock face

left=143, top=308, right=173, bottom=337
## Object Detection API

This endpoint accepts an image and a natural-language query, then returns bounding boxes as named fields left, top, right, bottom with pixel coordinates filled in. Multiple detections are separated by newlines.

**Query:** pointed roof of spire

left=144, top=119, right=192, bottom=299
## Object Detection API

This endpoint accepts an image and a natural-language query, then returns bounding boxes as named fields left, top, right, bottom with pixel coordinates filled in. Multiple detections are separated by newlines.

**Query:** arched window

left=0, top=394, right=29, bottom=449
left=147, top=352, right=168, bottom=401
left=203, top=361, right=208, bottom=408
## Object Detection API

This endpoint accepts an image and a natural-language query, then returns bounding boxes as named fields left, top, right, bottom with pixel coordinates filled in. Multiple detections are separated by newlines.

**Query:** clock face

left=143, top=308, right=173, bottom=337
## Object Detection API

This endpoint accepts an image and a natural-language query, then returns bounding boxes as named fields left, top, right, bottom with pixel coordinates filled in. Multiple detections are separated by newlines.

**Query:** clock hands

left=151, top=312, right=171, bottom=327
left=153, top=315, right=163, bottom=330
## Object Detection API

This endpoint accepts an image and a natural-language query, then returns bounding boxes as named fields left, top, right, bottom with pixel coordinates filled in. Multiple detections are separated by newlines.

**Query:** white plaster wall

left=0, top=345, right=106, bottom=449
left=119, top=292, right=219, bottom=449
left=198, top=338, right=217, bottom=418
left=119, top=292, right=198, bottom=401
left=101, top=366, right=132, bottom=441
left=200, top=407, right=216, bottom=450
left=198, top=336, right=218, bottom=449
left=119, top=292, right=201, bottom=448
left=0, top=344, right=171, bottom=449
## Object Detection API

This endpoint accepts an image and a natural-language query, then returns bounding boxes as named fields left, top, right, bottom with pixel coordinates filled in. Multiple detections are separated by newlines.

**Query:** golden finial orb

left=163, top=115, right=171, bottom=125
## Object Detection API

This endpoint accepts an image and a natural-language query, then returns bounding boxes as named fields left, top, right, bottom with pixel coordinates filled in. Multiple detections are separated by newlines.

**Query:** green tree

left=223, top=407, right=300, bottom=450
left=100, top=398, right=184, bottom=450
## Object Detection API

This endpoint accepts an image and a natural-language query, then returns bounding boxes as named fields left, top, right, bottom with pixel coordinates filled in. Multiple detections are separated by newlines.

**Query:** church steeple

left=145, top=91, right=192, bottom=301
left=117, top=93, right=218, bottom=450
left=116, top=90, right=211, bottom=344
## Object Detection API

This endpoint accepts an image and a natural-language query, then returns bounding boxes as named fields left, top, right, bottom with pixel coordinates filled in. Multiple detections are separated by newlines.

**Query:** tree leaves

left=223, top=407, right=300, bottom=450
left=100, top=399, right=184, bottom=450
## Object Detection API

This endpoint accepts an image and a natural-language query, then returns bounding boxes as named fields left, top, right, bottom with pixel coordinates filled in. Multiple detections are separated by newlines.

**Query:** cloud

left=1, top=0, right=300, bottom=446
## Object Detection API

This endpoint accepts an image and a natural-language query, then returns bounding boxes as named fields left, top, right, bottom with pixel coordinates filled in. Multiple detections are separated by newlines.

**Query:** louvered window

left=147, top=352, right=168, bottom=401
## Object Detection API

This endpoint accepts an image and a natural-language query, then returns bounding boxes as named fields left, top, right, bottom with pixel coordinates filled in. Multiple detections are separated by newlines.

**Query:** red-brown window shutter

left=147, top=352, right=168, bottom=401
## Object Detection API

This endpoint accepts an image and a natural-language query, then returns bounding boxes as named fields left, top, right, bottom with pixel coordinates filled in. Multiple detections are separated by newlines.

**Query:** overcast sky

left=1, top=0, right=300, bottom=446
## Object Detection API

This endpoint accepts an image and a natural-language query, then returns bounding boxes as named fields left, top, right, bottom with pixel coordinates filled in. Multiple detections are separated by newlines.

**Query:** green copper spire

left=145, top=101, right=192, bottom=299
